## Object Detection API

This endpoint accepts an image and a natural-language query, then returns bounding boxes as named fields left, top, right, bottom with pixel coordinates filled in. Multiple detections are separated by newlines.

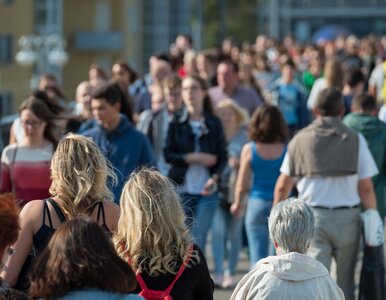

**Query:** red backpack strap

left=136, top=272, right=149, bottom=291
left=164, top=244, right=194, bottom=294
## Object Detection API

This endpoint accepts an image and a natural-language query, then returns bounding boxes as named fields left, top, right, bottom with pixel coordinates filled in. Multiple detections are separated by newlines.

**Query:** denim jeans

left=245, top=199, right=272, bottom=268
left=211, top=204, right=243, bottom=276
left=181, top=193, right=218, bottom=253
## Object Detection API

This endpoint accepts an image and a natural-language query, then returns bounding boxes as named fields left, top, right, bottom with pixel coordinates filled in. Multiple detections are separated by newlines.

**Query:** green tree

left=202, top=0, right=258, bottom=48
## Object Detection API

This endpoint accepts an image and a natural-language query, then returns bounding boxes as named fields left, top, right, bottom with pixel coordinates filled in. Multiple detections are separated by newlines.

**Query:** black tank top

left=33, top=199, right=110, bottom=254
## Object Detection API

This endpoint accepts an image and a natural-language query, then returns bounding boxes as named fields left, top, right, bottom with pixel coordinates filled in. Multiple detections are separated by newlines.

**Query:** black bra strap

left=97, top=202, right=107, bottom=226
left=47, top=198, right=66, bottom=223
left=42, top=200, right=54, bottom=228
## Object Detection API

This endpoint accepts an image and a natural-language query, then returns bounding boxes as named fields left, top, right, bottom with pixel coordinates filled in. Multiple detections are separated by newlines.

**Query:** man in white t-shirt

left=274, top=87, right=378, bottom=300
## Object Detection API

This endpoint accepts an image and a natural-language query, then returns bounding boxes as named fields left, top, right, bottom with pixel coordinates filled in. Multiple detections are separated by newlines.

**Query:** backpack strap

left=136, top=272, right=149, bottom=291
left=164, top=244, right=194, bottom=294
left=47, top=198, right=66, bottom=223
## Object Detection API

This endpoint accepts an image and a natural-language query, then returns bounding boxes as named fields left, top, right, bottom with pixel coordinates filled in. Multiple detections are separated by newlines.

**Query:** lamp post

left=15, top=34, right=69, bottom=88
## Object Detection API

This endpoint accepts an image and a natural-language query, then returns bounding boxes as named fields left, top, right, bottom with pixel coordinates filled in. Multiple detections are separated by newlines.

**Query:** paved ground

left=205, top=246, right=250, bottom=300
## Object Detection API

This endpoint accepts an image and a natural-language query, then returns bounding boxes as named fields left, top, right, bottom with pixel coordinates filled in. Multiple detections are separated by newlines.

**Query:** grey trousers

left=307, top=206, right=361, bottom=300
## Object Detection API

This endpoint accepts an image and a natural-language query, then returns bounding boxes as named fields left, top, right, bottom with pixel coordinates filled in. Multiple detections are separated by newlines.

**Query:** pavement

left=205, top=245, right=250, bottom=300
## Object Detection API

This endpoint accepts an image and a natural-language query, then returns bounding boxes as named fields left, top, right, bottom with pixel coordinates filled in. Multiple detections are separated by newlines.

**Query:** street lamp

left=15, top=34, right=69, bottom=87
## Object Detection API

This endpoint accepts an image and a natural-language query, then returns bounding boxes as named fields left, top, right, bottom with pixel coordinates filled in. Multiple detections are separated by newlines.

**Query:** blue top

left=82, top=115, right=155, bottom=202
left=249, top=142, right=286, bottom=201
left=277, top=84, right=300, bottom=126
left=58, top=289, right=143, bottom=300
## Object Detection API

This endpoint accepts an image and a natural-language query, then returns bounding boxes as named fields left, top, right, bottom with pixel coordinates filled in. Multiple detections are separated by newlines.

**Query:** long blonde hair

left=113, top=168, right=198, bottom=275
left=49, top=134, right=116, bottom=218
left=216, top=98, right=249, bottom=127
left=324, top=58, right=343, bottom=90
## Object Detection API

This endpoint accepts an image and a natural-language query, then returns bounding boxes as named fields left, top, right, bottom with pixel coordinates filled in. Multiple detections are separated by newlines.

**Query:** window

left=0, top=34, right=13, bottom=64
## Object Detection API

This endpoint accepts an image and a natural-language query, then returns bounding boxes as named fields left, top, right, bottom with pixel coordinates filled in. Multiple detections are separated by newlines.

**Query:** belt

left=312, top=204, right=359, bottom=210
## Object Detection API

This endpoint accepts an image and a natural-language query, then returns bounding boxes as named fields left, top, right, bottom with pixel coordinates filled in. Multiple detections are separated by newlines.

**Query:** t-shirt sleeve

left=279, top=153, right=290, bottom=175
left=357, top=133, right=378, bottom=179
left=368, top=65, right=382, bottom=87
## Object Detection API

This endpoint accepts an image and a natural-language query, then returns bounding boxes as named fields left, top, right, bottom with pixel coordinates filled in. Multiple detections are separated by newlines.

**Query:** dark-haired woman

left=28, top=217, right=142, bottom=300
left=9, top=90, right=66, bottom=144
left=0, top=97, right=58, bottom=206
left=231, top=105, right=288, bottom=268
left=164, top=75, right=227, bottom=253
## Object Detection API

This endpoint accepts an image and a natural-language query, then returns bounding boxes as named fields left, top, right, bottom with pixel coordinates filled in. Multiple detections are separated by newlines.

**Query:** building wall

left=258, top=0, right=386, bottom=41
left=0, top=0, right=191, bottom=114
left=0, top=1, right=34, bottom=113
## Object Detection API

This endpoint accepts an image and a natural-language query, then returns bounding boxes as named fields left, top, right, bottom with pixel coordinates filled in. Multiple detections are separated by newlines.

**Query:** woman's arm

left=230, top=144, right=252, bottom=218
left=1, top=201, right=41, bottom=286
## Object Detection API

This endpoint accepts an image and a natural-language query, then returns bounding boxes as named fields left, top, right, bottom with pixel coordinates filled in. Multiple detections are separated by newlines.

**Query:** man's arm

left=273, top=173, right=294, bottom=205
left=358, top=178, right=377, bottom=209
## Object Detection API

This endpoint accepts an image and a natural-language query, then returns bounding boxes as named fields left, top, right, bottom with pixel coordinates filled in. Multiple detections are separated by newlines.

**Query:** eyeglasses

left=21, top=120, right=43, bottom=128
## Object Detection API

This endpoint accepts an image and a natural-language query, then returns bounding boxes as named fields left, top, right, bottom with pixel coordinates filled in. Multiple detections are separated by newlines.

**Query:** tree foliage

left=202, top=0, right=258, bottom=48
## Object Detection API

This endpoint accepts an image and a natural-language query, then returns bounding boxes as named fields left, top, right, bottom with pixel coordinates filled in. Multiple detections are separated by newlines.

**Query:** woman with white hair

left=231, top=198, right=344, bottom=300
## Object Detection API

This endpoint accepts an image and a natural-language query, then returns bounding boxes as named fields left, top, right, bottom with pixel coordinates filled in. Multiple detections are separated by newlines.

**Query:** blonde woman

left=114, top=168, right=214, bottom=299
left=211, top=99, right=249, bottom=288
left=1, top=134, right=120, bottom=289
left=307, top=58, right=344, bottom=110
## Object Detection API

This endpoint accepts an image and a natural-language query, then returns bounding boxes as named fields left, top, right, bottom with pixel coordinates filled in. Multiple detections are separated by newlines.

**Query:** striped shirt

left=0, top=143, right=53, bottom=206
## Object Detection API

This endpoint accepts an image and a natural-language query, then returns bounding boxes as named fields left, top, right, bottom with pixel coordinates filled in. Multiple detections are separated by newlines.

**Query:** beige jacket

left=231, top=252, right=344, bottom=300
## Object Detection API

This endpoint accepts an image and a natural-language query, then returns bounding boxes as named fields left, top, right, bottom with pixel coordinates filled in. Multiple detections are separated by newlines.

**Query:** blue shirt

left=249, top=142, right=286, bottom=201
left=82, top=115, right=155, bottom=203
left=278, top=84, right=300, bottom=126
left=58, top=289, right=143, bottom=300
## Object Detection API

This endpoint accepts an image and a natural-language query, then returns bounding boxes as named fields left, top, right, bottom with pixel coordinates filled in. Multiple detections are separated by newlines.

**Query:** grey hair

left=269, top=198, right=315, bottom=254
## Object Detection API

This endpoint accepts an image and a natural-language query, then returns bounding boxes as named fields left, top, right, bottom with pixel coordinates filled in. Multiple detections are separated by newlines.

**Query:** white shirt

left=369, top=63, right=385, bottom=99
left=306, top=77, right=326, bottom=110
left=280, top=133, right=378, bottom=207
left=379, top=105, right=386, bottom=123
left=184, top=120, right=210, bottom=195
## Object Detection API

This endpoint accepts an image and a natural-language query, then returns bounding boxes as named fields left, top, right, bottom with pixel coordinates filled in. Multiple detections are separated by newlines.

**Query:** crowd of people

left=0, top=32, right=386, bottom=299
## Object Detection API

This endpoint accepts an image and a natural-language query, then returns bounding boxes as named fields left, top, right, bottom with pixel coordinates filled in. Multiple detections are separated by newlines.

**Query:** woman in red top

left=0, top=95, right=58, bottom=206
